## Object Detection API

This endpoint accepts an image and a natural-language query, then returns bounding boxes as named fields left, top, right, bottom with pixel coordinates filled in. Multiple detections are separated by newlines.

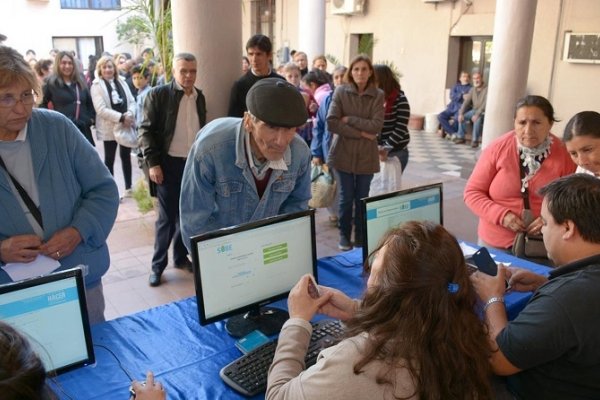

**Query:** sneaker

left=445, top=133, right=456, bottom=141
left=453, top=137, right=466, bottom=144
left=120, top=189, right=133, bottom=200
left=338, top=236, right=352, bottom=251
left=328, top=216, right=339, bottom=227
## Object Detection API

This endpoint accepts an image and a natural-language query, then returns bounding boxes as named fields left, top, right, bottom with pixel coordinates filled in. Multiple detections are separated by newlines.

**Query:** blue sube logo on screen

left=216, top=243, right=233, bottom=255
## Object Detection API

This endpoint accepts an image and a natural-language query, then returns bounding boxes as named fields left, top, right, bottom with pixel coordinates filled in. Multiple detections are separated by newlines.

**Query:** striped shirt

left=379, top=90, right=410, bottom=152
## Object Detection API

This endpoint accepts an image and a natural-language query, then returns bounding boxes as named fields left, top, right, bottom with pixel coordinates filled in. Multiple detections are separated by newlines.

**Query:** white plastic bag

left=369, top=157, right=403, bottom=196
left=113, top=123, right=138, bottom=148
left=308, top=164, right=336, bottom=208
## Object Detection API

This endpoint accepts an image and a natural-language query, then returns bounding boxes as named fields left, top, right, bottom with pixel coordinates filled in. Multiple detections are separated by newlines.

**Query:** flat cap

left=246, top=78, right=308, bottom=128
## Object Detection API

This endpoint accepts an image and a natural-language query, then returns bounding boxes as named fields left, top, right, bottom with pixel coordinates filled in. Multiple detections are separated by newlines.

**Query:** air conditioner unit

left=331, top=0, right=365, bottom=16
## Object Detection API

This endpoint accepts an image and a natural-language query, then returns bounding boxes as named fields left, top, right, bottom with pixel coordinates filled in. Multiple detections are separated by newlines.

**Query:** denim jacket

left=180, top=117, right=311, bottom=250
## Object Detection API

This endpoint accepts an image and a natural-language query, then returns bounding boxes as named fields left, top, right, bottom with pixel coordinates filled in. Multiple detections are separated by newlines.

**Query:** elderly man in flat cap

left=180, top=78, right=311, bottom=249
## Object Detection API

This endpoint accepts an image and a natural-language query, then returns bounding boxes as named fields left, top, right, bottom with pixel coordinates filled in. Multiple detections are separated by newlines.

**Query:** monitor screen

left=0, top=268, right=95, bottom=375
left=191, top=209, right=317, bottom=337
left=361, top=183, right=443, bottom=262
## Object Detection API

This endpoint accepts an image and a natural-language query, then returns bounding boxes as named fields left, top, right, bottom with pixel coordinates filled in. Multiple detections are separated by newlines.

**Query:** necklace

left=518, top=135, right=552, bottom=192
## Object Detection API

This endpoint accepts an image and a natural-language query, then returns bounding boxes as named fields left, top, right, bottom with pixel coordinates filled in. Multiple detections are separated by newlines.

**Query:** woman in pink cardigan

left=464, top=95, right=576, bottom=251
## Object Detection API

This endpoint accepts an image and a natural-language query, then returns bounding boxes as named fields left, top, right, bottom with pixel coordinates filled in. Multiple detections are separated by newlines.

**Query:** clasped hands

left=0, top=227, right=82, bottom=263
left=287, top=275, right=358, bottom=322
left=502, top=212, right=543, bottom=235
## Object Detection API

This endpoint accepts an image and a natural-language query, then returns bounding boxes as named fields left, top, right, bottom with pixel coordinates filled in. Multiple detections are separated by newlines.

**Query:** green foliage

left=116, top=0, right=173, bottom=81
left=325, top=53, right=342, bottom=67
left=116, top=15, right=151, bottom=47
left=375, top=60, right=403, bottom=79
left=132, top=178, right=154, bottom=214
left=358, top=34, right=376, bottom=58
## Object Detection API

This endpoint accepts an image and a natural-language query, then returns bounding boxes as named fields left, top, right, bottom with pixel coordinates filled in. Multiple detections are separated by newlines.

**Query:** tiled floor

left=101, top=129, right=481, bottom=320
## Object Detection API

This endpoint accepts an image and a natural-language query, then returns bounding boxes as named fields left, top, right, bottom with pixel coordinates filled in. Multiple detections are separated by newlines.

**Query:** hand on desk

left=131, top=371, right=165, bottom=400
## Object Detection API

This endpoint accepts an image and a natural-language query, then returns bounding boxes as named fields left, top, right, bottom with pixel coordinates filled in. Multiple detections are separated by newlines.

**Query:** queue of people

left=2, top=32, right=600, bottom=399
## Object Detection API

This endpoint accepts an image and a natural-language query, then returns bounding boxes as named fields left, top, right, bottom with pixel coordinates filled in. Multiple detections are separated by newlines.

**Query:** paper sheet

left=2, top=254, right=61, bottom=282
left=459, top=242, right=479, bottom=257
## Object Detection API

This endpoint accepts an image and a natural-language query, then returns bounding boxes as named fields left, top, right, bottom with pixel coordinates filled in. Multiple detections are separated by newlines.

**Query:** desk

left=55, top=248, right=549, bottom=399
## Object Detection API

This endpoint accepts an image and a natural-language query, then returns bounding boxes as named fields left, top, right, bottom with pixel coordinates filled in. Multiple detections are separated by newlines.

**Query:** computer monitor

left=361, top=182, right=443, bottom=262
left=191, top=209, right=317, bottom=338
left=0, top=268, right=95, bottom=375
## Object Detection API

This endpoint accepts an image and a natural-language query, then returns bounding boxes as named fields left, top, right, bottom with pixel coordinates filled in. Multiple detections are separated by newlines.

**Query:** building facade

left=244, top=0, right=600, bottom=135
left=1, top=0, right=135, bottom=66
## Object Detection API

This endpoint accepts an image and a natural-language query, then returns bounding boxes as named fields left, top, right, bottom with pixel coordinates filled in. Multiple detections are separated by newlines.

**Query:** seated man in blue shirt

left=437, top=71, right=471, bottom=137
left=180, top=78, right=311, bottom=249
left=470, top=173, right=600, bottom=399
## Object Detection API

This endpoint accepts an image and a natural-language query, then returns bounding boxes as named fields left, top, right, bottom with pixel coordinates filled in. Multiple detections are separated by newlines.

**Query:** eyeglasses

left=0, top=92, right=35, bottom=108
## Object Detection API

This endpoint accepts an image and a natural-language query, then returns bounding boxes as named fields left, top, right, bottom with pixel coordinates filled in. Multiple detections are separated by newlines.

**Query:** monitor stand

left=225, top=306, right=289, bottom=338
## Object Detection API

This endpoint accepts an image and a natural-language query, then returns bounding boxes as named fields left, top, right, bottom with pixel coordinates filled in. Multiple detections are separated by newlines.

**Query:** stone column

left=171, top=0, right=241, bottom=121
left=298, top=0, right=326, bottom=64
left=482, top=0, right=537, bottom=148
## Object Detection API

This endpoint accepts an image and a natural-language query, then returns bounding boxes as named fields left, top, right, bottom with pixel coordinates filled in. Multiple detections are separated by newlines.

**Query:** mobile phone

left=472, top=247, right=497, bottom=276
left=235, top=330, right=270, bottom=354
left=472, top=247, right=511, bottom=290
left=307, top=275, right=320, bottom=299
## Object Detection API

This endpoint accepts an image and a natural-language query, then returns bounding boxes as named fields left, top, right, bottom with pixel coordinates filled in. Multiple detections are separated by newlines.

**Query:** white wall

left=0, top=0, right=135, bottom=62
left=256, top=0, right=599, bottom=125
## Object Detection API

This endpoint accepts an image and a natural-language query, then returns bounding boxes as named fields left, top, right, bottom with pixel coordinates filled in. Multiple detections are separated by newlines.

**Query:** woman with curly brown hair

left=267, top=221, right=493, bottom=399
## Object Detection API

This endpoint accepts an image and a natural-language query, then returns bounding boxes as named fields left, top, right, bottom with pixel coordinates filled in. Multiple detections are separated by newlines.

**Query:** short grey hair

left=173, top=53, right=196, bottom=64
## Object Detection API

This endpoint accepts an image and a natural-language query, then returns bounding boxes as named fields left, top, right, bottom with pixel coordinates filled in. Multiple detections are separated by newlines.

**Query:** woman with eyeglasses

left=90, top=55, right=136, bottom=198
left=267, top=221, right=493, bottom=399
left=40, top=51, right=96, bottom=146
left=0, top=46, right=118, bottom=324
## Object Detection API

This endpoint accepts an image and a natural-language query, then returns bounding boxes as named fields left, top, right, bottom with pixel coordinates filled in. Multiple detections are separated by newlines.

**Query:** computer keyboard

left=220, top=319, right=344, bottom=397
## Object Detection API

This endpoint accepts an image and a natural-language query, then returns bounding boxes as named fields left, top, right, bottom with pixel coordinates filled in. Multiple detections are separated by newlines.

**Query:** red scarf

left=384, top=89, right=399, bottom=114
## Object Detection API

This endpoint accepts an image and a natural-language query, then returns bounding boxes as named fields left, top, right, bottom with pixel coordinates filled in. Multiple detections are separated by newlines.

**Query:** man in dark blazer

left=138, top=52, right=206, bottom=287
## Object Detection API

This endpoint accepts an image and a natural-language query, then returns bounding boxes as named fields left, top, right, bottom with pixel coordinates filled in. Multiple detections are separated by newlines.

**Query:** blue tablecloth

left=53, top=248, right=549, bottom=399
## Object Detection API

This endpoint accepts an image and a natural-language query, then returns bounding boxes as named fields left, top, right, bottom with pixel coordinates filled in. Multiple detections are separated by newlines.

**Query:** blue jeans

left=457, top=109, right=484, bottom=142
left=335, top=170, right=373, bottom=241
left=438, top=108, right=459, bottom=134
